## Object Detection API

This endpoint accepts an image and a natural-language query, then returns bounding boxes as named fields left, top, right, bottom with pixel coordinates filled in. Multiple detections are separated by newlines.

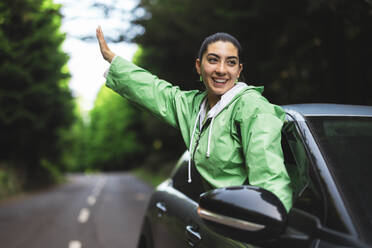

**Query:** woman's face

left=196, top=41, right=243, bottom=99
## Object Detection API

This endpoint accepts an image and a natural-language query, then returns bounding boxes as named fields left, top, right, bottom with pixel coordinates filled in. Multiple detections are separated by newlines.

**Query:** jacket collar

left=199, top=82, right=250, bottom=130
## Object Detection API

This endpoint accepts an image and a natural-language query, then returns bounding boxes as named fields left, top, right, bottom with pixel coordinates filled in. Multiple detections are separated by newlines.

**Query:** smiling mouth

left=212, top=78, right=228, bottom=84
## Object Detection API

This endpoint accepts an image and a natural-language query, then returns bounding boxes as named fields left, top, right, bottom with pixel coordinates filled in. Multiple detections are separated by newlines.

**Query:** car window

left=307, top=116, right=372, bottom=238
left=171, top=152, right=206, bottom=202
left=283, top=120, right=349, bottom=234
left=282, top=121, right=325, bottom=220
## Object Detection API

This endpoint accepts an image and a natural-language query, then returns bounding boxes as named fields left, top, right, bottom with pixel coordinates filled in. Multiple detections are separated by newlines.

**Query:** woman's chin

left=210, top=84, right=234, bottom=95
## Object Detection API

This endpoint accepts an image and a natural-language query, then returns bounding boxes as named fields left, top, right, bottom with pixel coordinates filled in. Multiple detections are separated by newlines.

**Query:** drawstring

left=206, top=117, right=215, bottom=157
left=187, top=83, right=249, bottom=183
left=188, top=108, right=202, bottom=183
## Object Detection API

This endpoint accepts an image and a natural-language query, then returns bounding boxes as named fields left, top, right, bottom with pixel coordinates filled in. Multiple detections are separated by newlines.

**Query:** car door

left=148, top=180, right=186, bottom=248
left=170, top=153, right=251, bottom=248
left=148, top=153, right=205, bottom=248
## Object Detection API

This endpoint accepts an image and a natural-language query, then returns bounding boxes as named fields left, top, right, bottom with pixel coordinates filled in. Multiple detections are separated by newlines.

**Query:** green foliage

left=81, top=86, right=145, bottom=171
left=40, top=158, right=65, bottom=183
left=0, top=0, right=74, bottom=187
left=58, top=103, right=86, bottom=172
left=0, top=166, right=22, bottom=200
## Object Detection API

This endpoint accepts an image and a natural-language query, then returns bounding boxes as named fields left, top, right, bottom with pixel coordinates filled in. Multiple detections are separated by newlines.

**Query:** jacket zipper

left=191, top=119, right=210, bottom=161
left=192, top=133, right=201, bottom=161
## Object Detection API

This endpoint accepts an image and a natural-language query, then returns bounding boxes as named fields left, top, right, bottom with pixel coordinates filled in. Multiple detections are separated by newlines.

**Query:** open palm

left=96, top=26, right=115, bottom=63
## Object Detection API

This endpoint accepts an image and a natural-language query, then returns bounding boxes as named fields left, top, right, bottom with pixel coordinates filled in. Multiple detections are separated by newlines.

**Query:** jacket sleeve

left=105, top=56, right=196, bottom=143
left=240, top=100, right=293, bottom=212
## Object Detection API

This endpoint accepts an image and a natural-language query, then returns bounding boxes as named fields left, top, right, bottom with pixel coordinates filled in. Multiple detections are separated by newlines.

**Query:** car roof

left=282, top=103, right=372, bottom=117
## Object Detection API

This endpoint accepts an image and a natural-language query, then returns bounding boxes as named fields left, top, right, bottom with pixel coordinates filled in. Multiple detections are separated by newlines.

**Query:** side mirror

left=198, top=185, right=287, bottom=243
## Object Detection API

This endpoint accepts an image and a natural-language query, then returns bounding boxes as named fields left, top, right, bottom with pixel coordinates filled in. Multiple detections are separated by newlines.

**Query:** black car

left=138, top=104, right=372, bottom=248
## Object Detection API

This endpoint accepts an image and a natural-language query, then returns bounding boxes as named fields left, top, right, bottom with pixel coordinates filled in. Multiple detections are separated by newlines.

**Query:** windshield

left=307, top=116, right=372, bottom=243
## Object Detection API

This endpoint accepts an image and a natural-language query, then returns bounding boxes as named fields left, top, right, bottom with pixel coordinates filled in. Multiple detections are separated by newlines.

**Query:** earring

left=200, top=75, right=203, bottom=82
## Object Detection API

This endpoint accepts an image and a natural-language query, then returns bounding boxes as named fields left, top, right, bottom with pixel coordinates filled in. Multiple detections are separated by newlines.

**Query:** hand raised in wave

left=96, top=26, right=116, bottom=63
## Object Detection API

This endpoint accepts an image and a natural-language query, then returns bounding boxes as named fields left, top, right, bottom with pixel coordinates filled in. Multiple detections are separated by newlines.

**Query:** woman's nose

left=216, top=62, right=227, bottom=74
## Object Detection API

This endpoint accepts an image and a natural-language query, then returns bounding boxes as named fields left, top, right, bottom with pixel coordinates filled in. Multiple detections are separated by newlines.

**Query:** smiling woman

left=196, top=40, right=243, bottom=107
left=96, top=27, right=293, bottom=212
left=195, top=33, right=243, bottom=108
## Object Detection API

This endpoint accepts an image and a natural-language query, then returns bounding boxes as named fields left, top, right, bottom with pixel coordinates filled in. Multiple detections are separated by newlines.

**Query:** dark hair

left=198, top=32, right=242, bottom=62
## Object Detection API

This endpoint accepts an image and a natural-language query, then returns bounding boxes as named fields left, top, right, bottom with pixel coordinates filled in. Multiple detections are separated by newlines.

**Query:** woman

left=96, top=27, right=293, bottom=211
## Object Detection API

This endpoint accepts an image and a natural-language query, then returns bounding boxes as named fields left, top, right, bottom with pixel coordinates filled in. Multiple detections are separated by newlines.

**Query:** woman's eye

left=208, top=58, right=218, bottom=63
left=227, top=60, right=237, bottom=66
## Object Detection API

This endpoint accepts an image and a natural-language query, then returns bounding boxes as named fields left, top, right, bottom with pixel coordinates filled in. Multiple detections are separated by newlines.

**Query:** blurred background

left=1, top=0, right=372, bottom=198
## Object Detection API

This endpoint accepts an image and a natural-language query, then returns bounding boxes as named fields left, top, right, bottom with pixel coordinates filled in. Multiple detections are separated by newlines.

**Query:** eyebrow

left=207, top=53, right=238, bottom=60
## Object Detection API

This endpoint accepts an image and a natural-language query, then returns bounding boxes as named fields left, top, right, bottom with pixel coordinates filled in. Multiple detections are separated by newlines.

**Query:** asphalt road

left=0, top=173, right=153, bottom=248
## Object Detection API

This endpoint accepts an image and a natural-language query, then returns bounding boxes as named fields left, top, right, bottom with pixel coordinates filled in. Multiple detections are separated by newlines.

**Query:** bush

left=0, top=164, right=22, bottom=200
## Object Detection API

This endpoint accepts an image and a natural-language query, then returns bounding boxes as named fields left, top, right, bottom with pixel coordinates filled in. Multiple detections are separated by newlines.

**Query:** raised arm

left=95, top=27, right=204, bottom=148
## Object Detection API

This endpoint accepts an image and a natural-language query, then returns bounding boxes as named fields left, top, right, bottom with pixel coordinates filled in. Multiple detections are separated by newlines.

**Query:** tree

left=0, top=0, right=74, bottom=187
left=83, top=86, right=145, bottom=171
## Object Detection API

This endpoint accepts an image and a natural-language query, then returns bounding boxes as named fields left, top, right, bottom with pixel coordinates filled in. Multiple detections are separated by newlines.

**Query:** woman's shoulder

left=173, top=88, right=207, bottom=112
left=236, top=85, right=270, bottom=109
left=234, top=85, right=284, bottom=120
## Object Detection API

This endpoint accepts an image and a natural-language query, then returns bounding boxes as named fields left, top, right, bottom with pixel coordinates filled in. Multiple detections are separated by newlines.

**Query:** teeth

left=214, top=79, right=227, bottom=83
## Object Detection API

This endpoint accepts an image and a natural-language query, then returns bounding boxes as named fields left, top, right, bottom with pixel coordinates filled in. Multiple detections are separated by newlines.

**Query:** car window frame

left=282, top=117, right=327, bottom=222
left=285, top=112, right=357, bottom=236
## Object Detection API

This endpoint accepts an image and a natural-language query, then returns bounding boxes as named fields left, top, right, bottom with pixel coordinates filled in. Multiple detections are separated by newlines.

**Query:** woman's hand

left=96, top=26, right=116, bottom=63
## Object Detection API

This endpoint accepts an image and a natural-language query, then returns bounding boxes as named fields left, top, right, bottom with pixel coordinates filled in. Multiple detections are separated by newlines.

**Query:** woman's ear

left=238, top=63, right=243, bottom=78
left=195, top=58, right=202, bottom=75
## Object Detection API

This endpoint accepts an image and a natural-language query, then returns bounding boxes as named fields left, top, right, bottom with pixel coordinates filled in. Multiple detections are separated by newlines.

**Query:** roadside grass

left=40, top=159, right=66, bottom=185
left=0, top=167, right=22, bottom=200
left=0, top=160, right=66, bottom=201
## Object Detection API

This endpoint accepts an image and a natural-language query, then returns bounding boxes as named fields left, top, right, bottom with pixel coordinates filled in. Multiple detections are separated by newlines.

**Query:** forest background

left=1, top=0, right=372, bottom=198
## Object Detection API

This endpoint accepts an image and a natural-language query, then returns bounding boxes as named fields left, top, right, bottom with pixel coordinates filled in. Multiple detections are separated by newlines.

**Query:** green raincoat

left=105, top=56, right=293, bottom=211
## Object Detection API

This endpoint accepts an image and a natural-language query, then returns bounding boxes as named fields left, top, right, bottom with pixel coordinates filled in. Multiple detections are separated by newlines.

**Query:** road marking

left=78, top=208, right=90, bottom=223
left=69, top=240, right=82, bottom=248
left=92, top=177, right=107, bottom=196
left=87, top=195, right=96, bottom=206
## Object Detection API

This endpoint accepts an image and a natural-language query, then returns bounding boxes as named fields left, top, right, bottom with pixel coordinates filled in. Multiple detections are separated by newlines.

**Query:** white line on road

left=92, top=177, right=107, bottom=197
left=69, top=240, right=82, bottom=248
left=87, top=195, right=96, bottom=206
left=78, top=208, right=90, bottom=223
